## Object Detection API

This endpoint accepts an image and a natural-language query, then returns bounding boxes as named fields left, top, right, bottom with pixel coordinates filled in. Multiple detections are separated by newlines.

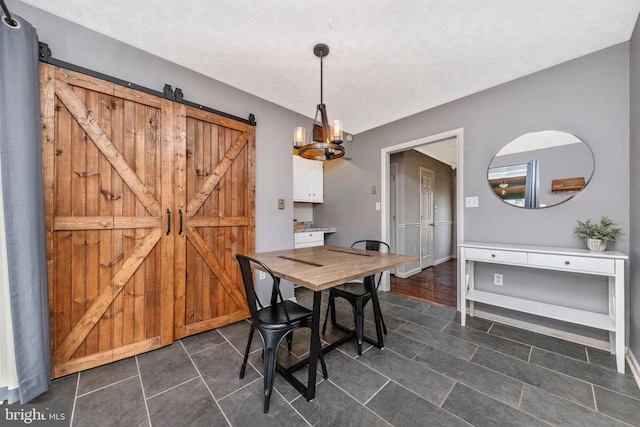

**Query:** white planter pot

left=586, top=239, right=607, bottom=252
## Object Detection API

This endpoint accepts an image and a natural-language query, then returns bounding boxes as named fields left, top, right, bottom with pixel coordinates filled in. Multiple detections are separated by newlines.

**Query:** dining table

left=248, top=244, right=418, bottom=401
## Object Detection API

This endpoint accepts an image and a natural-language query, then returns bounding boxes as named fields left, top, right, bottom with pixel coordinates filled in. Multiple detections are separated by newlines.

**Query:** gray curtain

left=524, top=159, right=540, bottom=208
left=0, top=13, right=50, bottom=403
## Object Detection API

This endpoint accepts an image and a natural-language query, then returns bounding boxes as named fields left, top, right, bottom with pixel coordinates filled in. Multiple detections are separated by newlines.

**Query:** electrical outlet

left=259, top=271, right=266, bottom=280
left=493, top=273, right=503, bottom=286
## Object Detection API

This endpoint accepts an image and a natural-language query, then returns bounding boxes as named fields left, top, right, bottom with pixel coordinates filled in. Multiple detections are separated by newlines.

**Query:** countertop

left=294, top=227, right=336, bottom=233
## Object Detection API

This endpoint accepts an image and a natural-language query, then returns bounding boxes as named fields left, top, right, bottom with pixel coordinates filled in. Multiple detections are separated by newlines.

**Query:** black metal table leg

left=367, top=275, right=385, bottom=349
left=306, top=290, right=322, bottom=400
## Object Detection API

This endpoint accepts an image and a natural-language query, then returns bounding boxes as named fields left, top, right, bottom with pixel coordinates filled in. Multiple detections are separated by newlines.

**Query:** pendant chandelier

left=293, top=43, right=344, bottom=161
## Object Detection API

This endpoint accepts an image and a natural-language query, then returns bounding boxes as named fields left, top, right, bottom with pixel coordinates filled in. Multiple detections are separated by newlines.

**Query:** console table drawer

left=527, top=253, right=614, bottom=274
left=465, top=247, right=527, bottom=264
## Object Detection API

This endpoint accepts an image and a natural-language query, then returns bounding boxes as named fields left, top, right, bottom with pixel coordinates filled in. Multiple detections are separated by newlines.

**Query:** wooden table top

left=249, top=245, right=418, bottom=291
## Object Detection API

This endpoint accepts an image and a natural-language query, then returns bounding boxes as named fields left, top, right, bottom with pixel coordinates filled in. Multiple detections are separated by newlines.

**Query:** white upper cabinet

left=293, top=155, right=323, bottom=203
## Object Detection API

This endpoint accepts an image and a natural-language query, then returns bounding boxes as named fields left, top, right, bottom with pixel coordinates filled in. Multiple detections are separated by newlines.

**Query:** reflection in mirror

left=488, top=162, right=534, bottom=207
left=488, top=131, right=594, bottom=209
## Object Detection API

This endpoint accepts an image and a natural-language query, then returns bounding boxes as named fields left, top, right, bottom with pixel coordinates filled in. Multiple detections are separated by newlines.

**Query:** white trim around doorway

left=380, top=128, right=464, bottom=311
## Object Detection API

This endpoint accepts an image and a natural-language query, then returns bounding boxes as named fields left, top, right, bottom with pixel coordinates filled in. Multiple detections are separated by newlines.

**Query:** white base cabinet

left=294, top=231, right=325, bottom=248
left=459, top=242, right=627, bottom=373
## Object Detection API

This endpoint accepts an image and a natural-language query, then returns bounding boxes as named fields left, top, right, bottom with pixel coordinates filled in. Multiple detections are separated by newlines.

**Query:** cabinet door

left=294, top=231, right=324, bottom=248
left=293, top=155, right=323, bottom=202
left=310, top=159, right=323, bottom=202
left=173, top=106, right=254, bottom=338
left=293, top=155, right=312, bottom=201
left=41, top=64, right=174, bottom=377
left=295, top=241, right=325, bottom=248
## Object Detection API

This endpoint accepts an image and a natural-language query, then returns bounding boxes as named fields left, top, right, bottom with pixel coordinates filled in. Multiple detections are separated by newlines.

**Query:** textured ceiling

left=18, top=0, right=640, bottom=134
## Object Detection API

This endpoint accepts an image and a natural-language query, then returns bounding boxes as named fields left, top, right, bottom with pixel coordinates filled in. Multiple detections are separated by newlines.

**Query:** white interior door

left=420, top=167, right=435, bottom=269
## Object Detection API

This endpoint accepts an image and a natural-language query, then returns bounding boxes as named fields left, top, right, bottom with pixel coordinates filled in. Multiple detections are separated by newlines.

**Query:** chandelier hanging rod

left=1, top=0, right=18, bottom=27
left=316, top=44, right=326, bottom=106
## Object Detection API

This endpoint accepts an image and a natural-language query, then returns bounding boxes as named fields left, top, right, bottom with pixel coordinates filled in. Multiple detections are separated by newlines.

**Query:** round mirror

left=487, top=130, right=594, bottom=208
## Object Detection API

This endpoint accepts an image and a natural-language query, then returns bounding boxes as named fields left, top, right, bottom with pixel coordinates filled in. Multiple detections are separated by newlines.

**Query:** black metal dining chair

left=322, top=240, right=390, bottom=355
left=236, top=254, right=328, bottom=413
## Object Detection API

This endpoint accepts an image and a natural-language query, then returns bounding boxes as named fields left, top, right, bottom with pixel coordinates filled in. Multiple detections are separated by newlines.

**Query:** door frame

left=389, top=162, right=398, bottom=274
left=380, top=128, right=464, bottom=311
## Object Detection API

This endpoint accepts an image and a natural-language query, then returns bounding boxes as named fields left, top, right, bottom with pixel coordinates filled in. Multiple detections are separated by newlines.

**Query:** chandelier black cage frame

left=293, top=43, right=344, bottom=161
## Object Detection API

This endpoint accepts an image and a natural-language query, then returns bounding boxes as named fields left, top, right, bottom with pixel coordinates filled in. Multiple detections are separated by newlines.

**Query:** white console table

left=459, top=242, right=627, bottom=373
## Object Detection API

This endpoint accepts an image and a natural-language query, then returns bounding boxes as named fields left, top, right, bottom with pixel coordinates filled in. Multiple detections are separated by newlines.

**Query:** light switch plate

left=465, top=196, right=479, bottom=208
left=277, top=198, right=285, bottom=209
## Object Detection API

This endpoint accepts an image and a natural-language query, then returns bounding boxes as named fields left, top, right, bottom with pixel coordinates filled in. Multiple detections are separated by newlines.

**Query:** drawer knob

left=491, top=254, right=496, bottom=258
left=565, top=260, right=570, bottom=265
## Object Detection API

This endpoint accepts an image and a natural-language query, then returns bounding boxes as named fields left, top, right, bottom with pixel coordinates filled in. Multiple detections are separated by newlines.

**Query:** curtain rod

left=1, top=0, right=18, bottom=27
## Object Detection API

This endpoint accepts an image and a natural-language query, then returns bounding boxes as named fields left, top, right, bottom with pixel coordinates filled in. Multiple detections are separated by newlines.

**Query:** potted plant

left=574, top=215, right=622, bottom=251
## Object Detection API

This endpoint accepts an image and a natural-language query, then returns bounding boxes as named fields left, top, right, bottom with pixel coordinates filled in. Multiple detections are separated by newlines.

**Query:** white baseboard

left=394, top=266, right=421, bottom=279
left=435, top=255, right=453, bottom=265
left=471, top=308, right=611, bottom=351
left=627, top=349, right=640, bottom=390
left=394, top=256, right=452, bottom=278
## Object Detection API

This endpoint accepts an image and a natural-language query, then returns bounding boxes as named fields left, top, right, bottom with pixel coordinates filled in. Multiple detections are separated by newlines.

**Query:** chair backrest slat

left=350, top=240, right=390, bottom=289
left=236, top=254, right=292, bottom=325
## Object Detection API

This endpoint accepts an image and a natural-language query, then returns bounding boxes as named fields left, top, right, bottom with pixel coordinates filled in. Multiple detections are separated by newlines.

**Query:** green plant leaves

left=574, top=215, right=622, bottom=242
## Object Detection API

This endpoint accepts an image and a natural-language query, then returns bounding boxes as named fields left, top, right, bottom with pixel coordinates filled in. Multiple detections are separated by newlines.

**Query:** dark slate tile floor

left=32, top=288, right=640, bottom=426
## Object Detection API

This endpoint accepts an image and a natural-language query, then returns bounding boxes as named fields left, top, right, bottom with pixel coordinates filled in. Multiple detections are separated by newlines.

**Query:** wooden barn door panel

left=41, top=63, right=173, bottom=377
left=41, top=63, right=254, bottom=377
left=174, top=106, right=254, bottom=338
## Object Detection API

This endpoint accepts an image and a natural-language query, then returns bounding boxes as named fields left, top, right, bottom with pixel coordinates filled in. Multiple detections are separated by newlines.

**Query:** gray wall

left=490, top=142, right=594, bottom=208
left=320, top=43, right=631, bottom=341
left=9, top=0, right=304, bottom=301
left=330, top=43, right=629, bottom=249
left=390, top=150, right=455, bottom=264
left=630, top=14, right=640, bottom=364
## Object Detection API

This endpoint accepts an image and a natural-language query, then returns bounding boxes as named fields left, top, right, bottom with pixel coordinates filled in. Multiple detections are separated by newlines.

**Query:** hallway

left=391, top=259, right=457, bottom=308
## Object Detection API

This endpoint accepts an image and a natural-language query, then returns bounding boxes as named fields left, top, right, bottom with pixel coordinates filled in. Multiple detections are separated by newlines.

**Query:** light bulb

left=331, top=120, right=343, bottom=143
left=293, top=127, right=305, bottom=148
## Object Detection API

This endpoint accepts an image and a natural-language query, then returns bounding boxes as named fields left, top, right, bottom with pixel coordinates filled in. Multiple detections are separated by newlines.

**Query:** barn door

left=40, top=63, right=175, bottom=377
left=174, top=106, right=254, bottom=338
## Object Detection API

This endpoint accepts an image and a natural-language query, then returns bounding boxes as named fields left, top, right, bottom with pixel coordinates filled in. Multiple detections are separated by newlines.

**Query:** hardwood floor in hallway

left=391, top=259, right=457, bottom=308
